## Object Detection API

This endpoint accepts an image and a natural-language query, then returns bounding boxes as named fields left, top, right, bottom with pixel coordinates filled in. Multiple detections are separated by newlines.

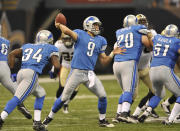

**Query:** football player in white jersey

left=132, top=14, right=159, bottom=119
left=50, top=33, right=79, bottom=113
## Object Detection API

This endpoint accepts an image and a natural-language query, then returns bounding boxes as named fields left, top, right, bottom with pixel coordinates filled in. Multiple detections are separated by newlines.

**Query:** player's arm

left=139, top=28, right=154, bottom=49
left=98, top=47, right=126, bottom=66
left=8, top=48, right=22, bottom=69
left=142, top=35, right=153, bottom=50
left=50, top=55, right=61, bottom=76
left=55, top=22, right=78, bottom=41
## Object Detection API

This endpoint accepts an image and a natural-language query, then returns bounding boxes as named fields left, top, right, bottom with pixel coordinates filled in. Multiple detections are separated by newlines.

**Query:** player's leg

left=43, top=69, right=84, bottom=127
left=59, top=66, right=77, bottom=114
left=85, top=73, right=114, bottom=127
left=0, top=69, right=37, bottom=128
left=139, top=66, right=166, bottom=123
left=116, top=61, right=138, bottom=123
left=0, top=64, right=32, bottom=119
left=56, top=67, right=69, bottom=98
left=161, top=95, right=176, bottom=115
left=162, top=69, right=180, bottom=124
left=0, top=61, right=16, bottom=94
left=32, top=82, right=46, bottom=131
left=63, top=86, right=79, bottom=114
left=132, top=67, right=158, bottom=118
left=112, top=62, right=124, bottom=123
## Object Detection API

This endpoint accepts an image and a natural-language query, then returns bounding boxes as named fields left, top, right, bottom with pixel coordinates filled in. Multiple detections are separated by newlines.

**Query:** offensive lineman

left=112, top=14, right=152, bottom=123
left=138, top=24, right=180, bottom=125
left=132, top=14, right=158, bottom=119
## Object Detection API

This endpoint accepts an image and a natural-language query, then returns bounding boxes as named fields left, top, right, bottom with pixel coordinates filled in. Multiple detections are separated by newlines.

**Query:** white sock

left=133, top=106, right=141, bottom=116
left=117, top=104, right=122, bottom=114
left=169, top=103, right=180, bottom=122
left=1, top=111, right=8, bottom=120
left=34, top=110, right=41, bottom=121
left=64, top=100, right=70, bottom=105
left=122, top=102, right=131, bottom=113
left=145, top=100, right=149, bottom=106
left=48, top=110, right=55, bottom=119
left=143, top=106, right=152, bottom=116
left=99, top=114, right=106, bottom=120
left=163, top=98, right=170, bottom=106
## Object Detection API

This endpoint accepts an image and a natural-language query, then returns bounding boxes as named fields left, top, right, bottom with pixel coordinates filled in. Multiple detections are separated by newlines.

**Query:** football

left=55, top=13, right=67, bottom=25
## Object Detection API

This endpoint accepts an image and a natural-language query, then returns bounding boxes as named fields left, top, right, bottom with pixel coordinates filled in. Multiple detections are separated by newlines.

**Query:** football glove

left=11, top=73, right=17, bottom=82
left=49, top=71, right=57, bottom=79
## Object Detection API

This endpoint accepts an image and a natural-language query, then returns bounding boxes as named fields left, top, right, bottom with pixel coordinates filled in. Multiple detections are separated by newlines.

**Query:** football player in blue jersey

left=0, top=30, right=61, bottom=131
left=43, top=16, right=126, bottom=128
left=0, top=25, right=32, bottom=120
left=138, top=24, right=180, bottom=125
left=112, top=14, right=152, bottom=123
left=132, top=14, right=159, bottom=119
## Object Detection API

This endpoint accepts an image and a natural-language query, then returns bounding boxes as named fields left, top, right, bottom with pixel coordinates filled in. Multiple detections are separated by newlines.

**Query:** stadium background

left=0, top=0, right=179, bottom=74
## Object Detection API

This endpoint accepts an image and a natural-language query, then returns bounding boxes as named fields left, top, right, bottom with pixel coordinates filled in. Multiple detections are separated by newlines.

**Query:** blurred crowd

left=152, top=0, right=180, bottom=8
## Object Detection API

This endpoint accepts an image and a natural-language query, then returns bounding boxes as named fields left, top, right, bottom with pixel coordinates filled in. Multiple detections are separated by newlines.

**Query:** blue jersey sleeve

left=47, top=45, right=59, bottom=58
left=73, top=29, right=82, bottom=45
left=100, top=36, right=107, bottom=53
left=134, top=25, right=147, bottom=33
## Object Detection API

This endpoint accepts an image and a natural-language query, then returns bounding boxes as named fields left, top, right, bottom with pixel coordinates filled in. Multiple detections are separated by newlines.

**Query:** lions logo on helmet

left=136, top=14, right=148, bottom=27
left=83, top=16, right=102, bottom=35
left=35, top=30, right=54, bottom=44
left=123, top=14, right=138, bottom=28
left=164, top=24, right=179, bottom=37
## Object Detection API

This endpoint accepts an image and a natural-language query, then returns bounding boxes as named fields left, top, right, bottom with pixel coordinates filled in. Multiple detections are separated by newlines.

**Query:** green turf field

left=0, top=79, right=180, bottom=131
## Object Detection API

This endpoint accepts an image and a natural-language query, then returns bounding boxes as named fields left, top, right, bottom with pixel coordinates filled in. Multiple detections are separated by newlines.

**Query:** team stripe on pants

left=20, top=72, right=37, bottom=103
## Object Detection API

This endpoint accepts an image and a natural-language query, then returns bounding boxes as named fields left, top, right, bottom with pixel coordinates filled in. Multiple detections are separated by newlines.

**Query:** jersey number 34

left=22, top=48, right=42, bottom=63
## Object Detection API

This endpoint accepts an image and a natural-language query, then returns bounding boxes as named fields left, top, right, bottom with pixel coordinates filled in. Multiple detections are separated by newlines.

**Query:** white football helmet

left=164, top=24, right=179, bottom=37
left=61, top=33, right=73, bottom=48
left=83, top=16, right=102, bottom=35
left=123, top=14, right=138, bottom=28
left=35, top=30, right=53, bottom=44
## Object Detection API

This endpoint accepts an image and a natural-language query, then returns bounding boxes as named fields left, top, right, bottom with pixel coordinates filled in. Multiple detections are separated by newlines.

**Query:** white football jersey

left=138, top=29, right=157, bottom=70
left=55, top=40, right=74, bottom=68
left=138, top=46, right=152, bottom=70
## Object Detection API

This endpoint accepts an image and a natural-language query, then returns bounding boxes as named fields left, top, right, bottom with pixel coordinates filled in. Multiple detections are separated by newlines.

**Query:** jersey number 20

left=117, top=32, right=133, bottom=48
left=22, top=48, right=42, bottom=62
